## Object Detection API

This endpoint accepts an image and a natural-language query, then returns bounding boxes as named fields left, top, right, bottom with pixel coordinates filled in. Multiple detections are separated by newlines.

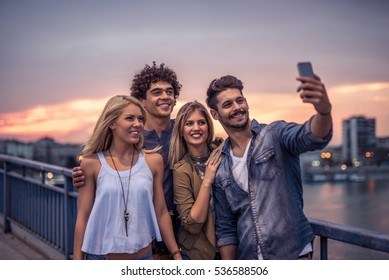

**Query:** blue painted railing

left=1, top=154, right=389, bottom=259
left=0, top=154, right=77, bottom=259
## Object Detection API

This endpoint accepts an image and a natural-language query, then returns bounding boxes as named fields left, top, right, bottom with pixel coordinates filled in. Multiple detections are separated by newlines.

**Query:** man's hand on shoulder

left=72, top=166, right=85, bottom=189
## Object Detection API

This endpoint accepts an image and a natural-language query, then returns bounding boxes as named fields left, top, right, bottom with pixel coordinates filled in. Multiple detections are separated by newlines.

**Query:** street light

left=365, top=151, right=374, bottom=158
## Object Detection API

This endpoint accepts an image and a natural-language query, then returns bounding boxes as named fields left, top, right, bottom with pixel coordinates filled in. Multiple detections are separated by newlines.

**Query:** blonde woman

left=168, top=101, right=223, bottom=260
left=74, top=95, right=181, bottom=260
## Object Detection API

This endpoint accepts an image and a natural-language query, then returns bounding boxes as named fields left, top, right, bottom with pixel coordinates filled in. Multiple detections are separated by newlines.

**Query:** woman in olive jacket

left=168, top=101, right=223, bottom=260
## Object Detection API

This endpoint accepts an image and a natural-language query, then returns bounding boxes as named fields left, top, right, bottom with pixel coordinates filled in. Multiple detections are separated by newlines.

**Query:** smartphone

left=297, top=62, right=315, bottom=78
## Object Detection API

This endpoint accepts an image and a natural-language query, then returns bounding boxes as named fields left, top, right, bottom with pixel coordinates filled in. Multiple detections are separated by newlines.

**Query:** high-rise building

left=342, top=116, right=376, bottom=163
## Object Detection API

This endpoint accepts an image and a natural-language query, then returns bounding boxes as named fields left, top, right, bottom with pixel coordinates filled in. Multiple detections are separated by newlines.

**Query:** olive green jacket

left=172, top=153, right=216, bottom=260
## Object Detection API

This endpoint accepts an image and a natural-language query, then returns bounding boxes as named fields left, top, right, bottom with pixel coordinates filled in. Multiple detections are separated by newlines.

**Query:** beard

left=228, top=118, right=249, bottom=130
left=224, top=110, right=249, bottom=130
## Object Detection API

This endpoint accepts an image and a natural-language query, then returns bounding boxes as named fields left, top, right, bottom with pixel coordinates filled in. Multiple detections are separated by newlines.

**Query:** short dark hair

left=205, top=75, right=244, bottom=110
left=130, top=61, right=182, bottom=100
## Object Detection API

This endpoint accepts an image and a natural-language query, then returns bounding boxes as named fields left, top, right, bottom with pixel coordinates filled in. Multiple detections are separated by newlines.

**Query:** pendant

left=124, top=210, right=129, bottom=236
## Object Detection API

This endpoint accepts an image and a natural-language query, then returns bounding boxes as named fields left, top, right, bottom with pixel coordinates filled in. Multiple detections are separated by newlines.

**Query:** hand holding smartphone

left=297, top=62, right=315, bottom=98
left=297, top=62, right=315, bottom=78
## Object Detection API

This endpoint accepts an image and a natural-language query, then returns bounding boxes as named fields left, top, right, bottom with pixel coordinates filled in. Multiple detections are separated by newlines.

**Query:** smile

left=190, top=133, right=202, bottom=138
left=129, top=131, right=140, bottom=135
left=158, top=101, right=172, bottom=106
left=230, top=110, right=246, bottom=119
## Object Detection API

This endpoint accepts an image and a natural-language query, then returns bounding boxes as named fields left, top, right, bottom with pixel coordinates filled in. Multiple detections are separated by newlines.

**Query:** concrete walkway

left=0, top=226, right=48, bottom=260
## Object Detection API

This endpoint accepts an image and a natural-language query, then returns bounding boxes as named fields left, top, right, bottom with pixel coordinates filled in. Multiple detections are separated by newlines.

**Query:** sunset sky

left=1, top=0, right=388, bottom=146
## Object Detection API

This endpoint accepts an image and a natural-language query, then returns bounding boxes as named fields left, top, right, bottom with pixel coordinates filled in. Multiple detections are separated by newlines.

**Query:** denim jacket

left=213, top=117, right=332, bottom=259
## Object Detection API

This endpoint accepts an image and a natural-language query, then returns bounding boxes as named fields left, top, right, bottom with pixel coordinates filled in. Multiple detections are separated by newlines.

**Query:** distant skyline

left=1, top=0, right=389, bottom=146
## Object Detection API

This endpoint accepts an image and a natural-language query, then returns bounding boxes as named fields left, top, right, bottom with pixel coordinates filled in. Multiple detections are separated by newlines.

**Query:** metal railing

left=0, top=154, right=77, bottom=259
left=309, top=218, right=389, bottom=259
left=1, top=154, right=389, bottom=259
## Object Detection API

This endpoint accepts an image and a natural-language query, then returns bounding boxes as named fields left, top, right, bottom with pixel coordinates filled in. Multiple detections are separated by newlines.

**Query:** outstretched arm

left=297, top=74, right=332, bottom=138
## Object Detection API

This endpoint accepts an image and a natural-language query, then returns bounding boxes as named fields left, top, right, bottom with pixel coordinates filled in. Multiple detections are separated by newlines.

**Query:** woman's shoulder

left=80, top=154, right=101, bottom=176
left=210, top=137, right=224, bottom=150
left=144, top=151, right=163, bottom=167
left=172, top=154, right=191, bottom=170
left=80, top=154, right=100, bottom=174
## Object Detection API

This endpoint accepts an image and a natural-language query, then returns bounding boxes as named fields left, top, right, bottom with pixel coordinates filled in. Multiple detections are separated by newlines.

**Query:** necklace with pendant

left=190, top=151, right=210, bottom=179
left=109, top=148, right=135, bottom=237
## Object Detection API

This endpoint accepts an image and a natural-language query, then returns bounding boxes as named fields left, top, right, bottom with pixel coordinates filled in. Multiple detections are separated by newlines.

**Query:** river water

left=303, top=179, right=389, bottom=259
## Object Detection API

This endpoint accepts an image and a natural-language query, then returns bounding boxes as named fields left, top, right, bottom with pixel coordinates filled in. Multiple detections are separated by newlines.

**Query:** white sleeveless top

left=81, top=152, right=162, bottom=255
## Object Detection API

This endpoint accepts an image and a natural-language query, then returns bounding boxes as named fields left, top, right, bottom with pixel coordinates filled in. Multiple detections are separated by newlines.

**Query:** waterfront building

left=0, top=137, right=81, bottom=168
left=342, top=116, right=376, bottom=165
left=32, top=137, right=81, bottom=168
left=377, top=137, right=389, bottom=149
left=0, top=139, right=34, bottom=159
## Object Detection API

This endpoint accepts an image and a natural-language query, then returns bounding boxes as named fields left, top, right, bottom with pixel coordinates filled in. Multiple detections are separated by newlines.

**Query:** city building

left=342, top=115, right=376, bottom=165
left=0, top=137, right=81, bottom=168
left=32, top=137, right=81, bottom=168
left=377, top=137, right=389, bottom=149
left=0, top=139, right=34, bottom=159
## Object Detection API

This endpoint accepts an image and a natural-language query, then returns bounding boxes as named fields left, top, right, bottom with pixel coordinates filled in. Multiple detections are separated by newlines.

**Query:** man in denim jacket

left=206, top=74, right=332, bottom=260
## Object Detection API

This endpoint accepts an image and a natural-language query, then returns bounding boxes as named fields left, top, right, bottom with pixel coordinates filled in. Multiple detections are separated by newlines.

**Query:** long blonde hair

left=81, top=95, right=147, bottom=157
left=168, top=101, right=214, bottom=168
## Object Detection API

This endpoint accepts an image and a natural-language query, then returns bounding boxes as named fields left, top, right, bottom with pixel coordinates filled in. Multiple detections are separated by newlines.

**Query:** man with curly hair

left=73, top=62, right=182, bottom=259
left=130, top=62, right=182, bottom=216
left=130, top=62, right=182, bottom=258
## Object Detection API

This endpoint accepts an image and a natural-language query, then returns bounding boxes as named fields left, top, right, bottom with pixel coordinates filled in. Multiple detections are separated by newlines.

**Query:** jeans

left=84, top=250, right=153, bottom=260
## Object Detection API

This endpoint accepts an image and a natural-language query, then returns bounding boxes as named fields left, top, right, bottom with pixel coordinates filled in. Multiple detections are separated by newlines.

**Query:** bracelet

left=170, top=249, right=181, bottom=258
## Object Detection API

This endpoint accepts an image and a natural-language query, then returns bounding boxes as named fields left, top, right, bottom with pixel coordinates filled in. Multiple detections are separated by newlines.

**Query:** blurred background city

left=2, top=114, right=389, bottom=183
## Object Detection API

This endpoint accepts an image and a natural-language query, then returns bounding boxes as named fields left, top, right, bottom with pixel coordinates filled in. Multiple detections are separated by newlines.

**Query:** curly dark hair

left=130, top=61, right=182, bottom=100
left=205, top=75, right=244, bottom=110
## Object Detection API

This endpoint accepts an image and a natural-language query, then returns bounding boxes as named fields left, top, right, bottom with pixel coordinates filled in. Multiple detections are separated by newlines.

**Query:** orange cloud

left=332, top=82, right=389, bottom=94
left=0, top=97, right=110, bottom=143
left=1, top=82, right=388, bottom=146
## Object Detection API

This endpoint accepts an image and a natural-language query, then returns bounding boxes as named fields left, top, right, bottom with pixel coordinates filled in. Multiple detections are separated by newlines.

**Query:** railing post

left=63, top=172, right=77, bottom=260
left=63, top=172, right=70, bottom=260
left=40, top=170, right=45, bottom=184
left=3, top=162, right=11, bottom=233
left=320, top=236, right=328, bottom=260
